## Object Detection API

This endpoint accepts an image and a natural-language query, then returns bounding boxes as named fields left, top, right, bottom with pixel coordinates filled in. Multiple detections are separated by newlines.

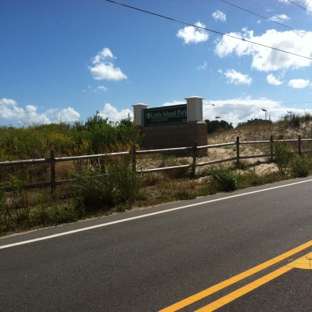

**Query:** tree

left=205, top=119, right=233, bottom=134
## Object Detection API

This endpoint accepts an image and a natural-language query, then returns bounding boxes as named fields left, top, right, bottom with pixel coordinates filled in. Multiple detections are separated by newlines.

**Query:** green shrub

left=274, top=141, right=293, bottom=174
left=107, top=159, right=142, bottom=205
left=71, top=160, right=142, bottom=213
left=291, top=155, right=310, bottom=177
left=210, top=166, right=237, bottom=192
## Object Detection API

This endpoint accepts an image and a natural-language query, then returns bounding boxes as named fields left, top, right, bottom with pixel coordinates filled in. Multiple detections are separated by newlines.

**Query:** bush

left=71, top=160, right=142, bottom=213
left=274, top=141, right=293, bottom=174
left=291, top=155, right=310, bottom=177
left=205, top=119, right=233, bottom=134
left=210, top=166, right=237, bottom=192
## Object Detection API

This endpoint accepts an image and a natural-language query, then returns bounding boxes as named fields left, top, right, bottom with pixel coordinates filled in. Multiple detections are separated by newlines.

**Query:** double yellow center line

left=160, top=240, right=312, bottom=312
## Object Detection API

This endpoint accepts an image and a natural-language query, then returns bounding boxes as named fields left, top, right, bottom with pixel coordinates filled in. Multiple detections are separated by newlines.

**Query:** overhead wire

left=220, top=0, right=306, bottom=35
left=106, top=0, right=312, bottom=62
left=286, top=0, right=312, bottom=14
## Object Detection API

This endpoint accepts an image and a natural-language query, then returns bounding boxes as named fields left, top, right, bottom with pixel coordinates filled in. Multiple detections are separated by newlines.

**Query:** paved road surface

left=1, top=177, right=312, bottom=311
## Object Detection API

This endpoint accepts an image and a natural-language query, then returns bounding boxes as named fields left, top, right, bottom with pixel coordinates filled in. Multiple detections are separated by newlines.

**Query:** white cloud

left=0, top=98, right=80, bottom=124
left=288, top=78, right=311, bottom=88
left=202, top=96, right=303, bottom=126
left=127, top=97, right=307, bottom=127
left=277, top=0, right=312, bottom=11
left=98, top=103, right=133, bottom=122
left=215, top=28, right=312, bottom=72
left=96, top=86, right=107, bottom=92
left=57, top=107, right=80, bottom=123
left=177, top=21, right=209, bottom=44
left=83, top=85, right=108, bottom=93
left=303, top=0, right=312, bottom=11
left=197, top=60, right=208, bottom=70
left=212, top=10, right=226, bottom=22
left=89, top=48, right=127, bottom=81
left=270, top=14, right=289, bottom=22
left=224, top=69, right=252, bottom=85
left=267, top=74, right=283, bottom=85
left=162, top=100, right=186, bottom=107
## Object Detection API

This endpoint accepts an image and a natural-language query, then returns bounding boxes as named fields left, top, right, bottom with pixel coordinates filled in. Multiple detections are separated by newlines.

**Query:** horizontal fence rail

left=1, top=135, right=312, bottom=193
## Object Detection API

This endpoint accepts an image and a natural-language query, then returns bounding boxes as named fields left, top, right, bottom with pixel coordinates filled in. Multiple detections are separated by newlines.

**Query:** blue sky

left=1, top=0, right=312, bottom=127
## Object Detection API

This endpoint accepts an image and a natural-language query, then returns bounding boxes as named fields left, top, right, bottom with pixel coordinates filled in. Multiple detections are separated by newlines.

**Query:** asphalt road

left=1, top=177, right=312, bottom=311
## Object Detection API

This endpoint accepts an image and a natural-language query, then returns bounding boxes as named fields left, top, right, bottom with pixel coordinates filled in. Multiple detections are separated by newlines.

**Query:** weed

left=160, top=156, right=190, bottom=179
left=291, top=155, right=310, bottom=177
left=2, top=117, right=312, bottom=237
left=274, top=141, right=293, bottom=174
left=209, top=165, right=238, bottom=192
left=71, top=159, right=142, bottom=213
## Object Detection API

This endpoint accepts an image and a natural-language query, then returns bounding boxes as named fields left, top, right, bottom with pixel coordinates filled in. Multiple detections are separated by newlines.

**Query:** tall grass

left=274, top=141, right=293, bottom=174
left=2, top=113, right=312, bottom=236
left=209, top=165, right=238, bottom=192
left=71, top=159, right=142, bottom=213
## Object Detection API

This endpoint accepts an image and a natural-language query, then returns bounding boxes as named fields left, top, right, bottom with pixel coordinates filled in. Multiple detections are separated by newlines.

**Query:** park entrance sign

left=144, top=104, right=187, bottom=127
left=132, top=96, right=207, bottom=156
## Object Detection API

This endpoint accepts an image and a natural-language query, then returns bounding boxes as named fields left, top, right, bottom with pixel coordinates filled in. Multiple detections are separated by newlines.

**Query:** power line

left=220, top=0, right=305, bottom=35
left=287, top=0, right=312, bottom=14
left=106, top=0, right=312, bottom=62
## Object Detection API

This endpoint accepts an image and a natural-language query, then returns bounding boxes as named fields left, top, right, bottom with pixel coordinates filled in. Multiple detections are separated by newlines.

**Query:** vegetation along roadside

left=1, top=112, right=312, bottom=237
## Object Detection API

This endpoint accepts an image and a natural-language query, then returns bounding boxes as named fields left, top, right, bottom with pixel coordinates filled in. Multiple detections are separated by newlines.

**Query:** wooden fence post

left=50, top=149, right=56, bottom=194
left=192, top=140, right=197, bottom=177
left=130, top=144, right=136, bottom=172
left=236, top=136, right=240, bottom=166
left=270, top=135, right=274, bottom=162
left=298, top=134, right=301, bottom=155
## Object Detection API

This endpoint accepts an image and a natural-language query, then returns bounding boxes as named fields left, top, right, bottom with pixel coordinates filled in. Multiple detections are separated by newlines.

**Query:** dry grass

left=208, top=120, right=312, bottom=144
left=2, top=121, right=312, bottom=236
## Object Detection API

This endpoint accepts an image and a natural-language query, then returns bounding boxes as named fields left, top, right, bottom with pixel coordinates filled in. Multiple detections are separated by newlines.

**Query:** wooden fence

left=1, top=135, right=312, bottom=193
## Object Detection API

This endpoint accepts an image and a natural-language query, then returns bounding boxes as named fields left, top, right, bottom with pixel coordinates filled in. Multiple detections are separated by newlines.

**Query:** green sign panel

left=144, top=104, right=187, bottom=127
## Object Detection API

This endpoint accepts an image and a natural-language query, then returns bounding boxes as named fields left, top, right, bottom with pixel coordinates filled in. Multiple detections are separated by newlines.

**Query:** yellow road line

left=159, top=240, right=312, bottom=312
left=195, top=266, right=292, bottom=311
left=288, top=252, right=312, bottom=270
left=197, top=251, right=312, bottom=311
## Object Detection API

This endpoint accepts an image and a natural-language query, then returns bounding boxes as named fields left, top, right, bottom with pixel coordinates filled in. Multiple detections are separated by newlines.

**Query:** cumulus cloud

left=89, top=48, right=127, bottom=81
left=305, top=0, right=312, bottom=11
left=267, top=73, right=283, bottom=85
left=278, top=0, right=312, bottom=11
left=57, top=107, right=80, bottom=123
left=299, top=0, right=312, bottom=11
left=212, top=10, right=226, bottom=22
left=98, top=103, right=133, bottom=122
left=288, top=78, right=311, bottom=88
left=99, top=97, right=307, bottom=128
left=0, top=98, right=80, bottom=124
left=215, top=28, right=312, bottom=72
left=270, top=14, right=289, bottom=22
left=202, top=97, right=304, bottom=126
left=224, top=69, right=252, bottom=85
left=177, top=21, right=209, bottom=44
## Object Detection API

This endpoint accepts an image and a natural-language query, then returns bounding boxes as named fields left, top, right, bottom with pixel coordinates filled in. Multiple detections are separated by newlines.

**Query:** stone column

left=132, top=103, right=148, bottom=127
left=186, top=96, right=204, bottom=122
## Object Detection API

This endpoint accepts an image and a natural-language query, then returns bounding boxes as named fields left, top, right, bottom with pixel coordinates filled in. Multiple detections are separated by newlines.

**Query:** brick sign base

left=141, top=121, right=207, bottom=156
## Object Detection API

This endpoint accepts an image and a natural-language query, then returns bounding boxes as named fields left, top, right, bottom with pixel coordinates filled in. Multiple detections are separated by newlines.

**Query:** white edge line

left=1, top=178, right=312, bottom=250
